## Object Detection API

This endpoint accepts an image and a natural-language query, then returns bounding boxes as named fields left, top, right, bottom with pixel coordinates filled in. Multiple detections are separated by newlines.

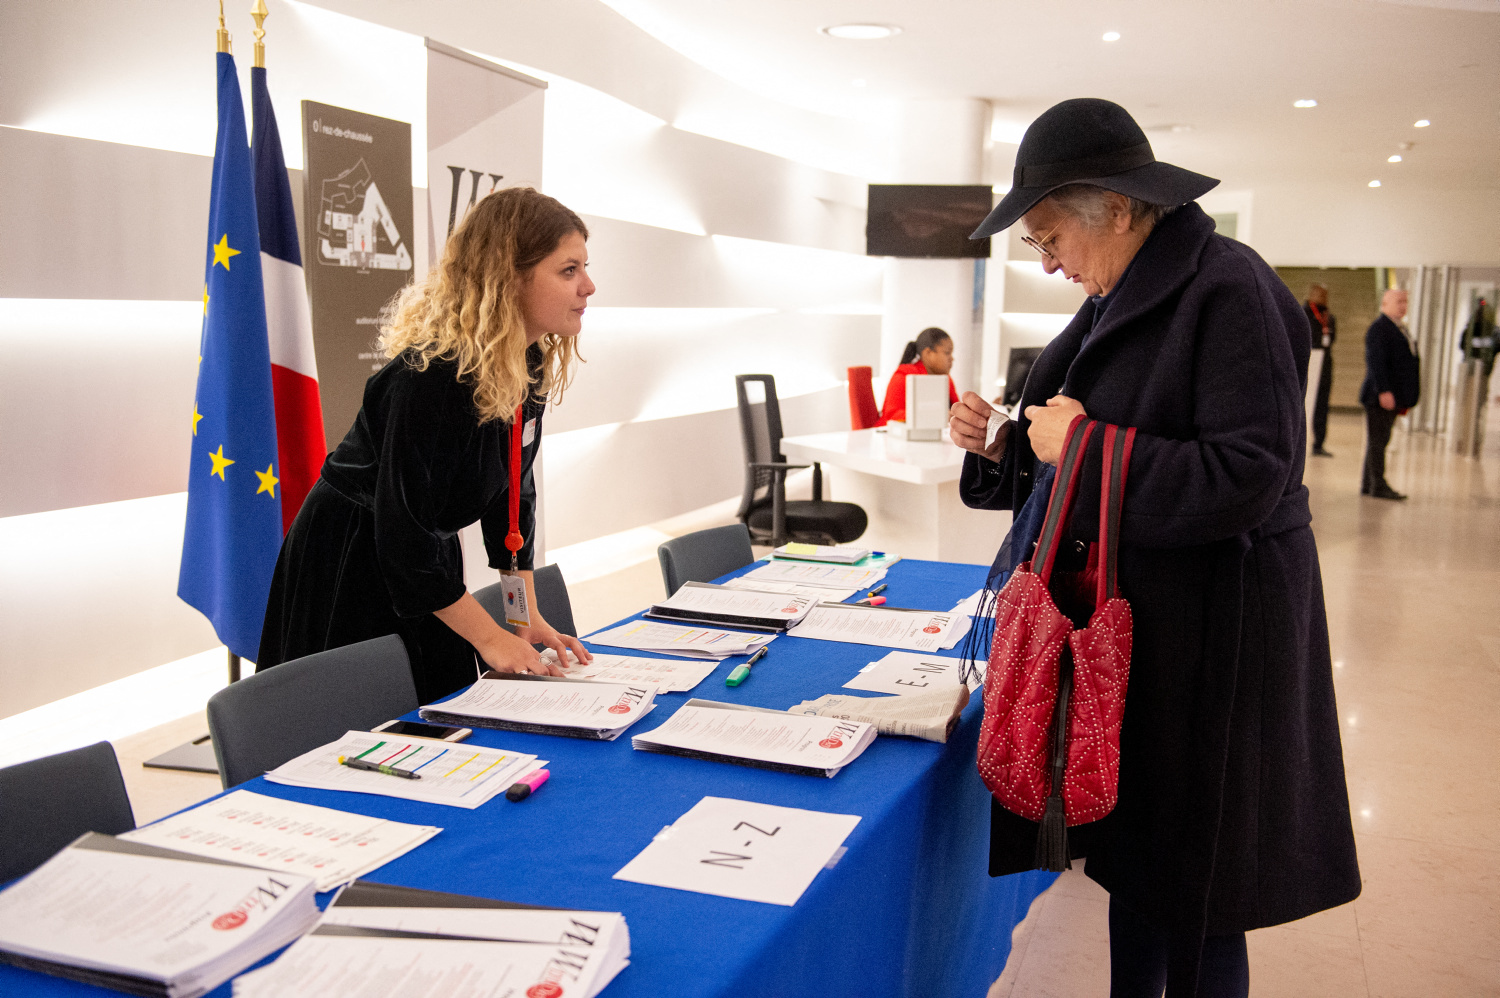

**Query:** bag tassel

left=1034, top=648, right=1075, bottom=873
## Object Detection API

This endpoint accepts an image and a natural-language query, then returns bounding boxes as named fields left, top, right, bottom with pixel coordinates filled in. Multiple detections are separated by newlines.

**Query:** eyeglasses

left=1021, top=221, right=1063, bottom=260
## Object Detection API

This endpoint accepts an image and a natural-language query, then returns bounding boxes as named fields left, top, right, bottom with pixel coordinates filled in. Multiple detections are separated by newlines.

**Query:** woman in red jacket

left=879, top=326, right=960, bottom=424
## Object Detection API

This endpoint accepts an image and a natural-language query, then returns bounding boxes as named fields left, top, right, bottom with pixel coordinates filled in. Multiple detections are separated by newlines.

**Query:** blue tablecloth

left=3, top=558, right=1054, bottom=998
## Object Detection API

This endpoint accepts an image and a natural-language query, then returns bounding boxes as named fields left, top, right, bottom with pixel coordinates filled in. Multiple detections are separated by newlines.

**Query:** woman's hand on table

left=1024, top=395, right=1087, bottom=465
left=516, top=615, right=593, bottom=672
left=950, top=392, right=1010, bottom=461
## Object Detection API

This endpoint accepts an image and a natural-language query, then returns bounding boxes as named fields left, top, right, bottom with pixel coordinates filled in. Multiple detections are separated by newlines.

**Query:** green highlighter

left=726, top=646, right=768, bottom=686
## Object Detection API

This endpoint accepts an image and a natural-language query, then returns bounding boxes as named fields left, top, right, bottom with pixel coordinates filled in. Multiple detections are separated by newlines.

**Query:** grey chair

left=657, top=523, right=755, bottom=596
left=0, top=741, right=135, bottom=881
left=207, top=634, right=418, bottom=789
left=474, top=563, right=577, bottom=637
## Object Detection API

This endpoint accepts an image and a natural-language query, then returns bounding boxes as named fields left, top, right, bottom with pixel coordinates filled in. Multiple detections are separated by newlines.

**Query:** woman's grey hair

left=1045, top=183, right=1175, bottom=231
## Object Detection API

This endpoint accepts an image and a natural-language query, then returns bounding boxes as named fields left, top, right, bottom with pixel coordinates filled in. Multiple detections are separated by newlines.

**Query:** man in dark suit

left=1360, top=288, right=1420, bottom=500
left=1305, top=284, right=1336, bottom=456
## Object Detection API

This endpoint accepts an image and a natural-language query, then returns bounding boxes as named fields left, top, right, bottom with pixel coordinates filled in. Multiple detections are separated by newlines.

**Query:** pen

left=866, top=583, right=888, bottom=598
left=726, top=646, right=768, bottom=687
left=856, top=596, right=887, bottom=606
left=338, top=755, right=421, bottom=780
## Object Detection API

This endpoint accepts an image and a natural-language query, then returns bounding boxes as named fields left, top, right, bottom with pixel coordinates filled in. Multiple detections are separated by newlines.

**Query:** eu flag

left=179, top=51, right=283, bottom=661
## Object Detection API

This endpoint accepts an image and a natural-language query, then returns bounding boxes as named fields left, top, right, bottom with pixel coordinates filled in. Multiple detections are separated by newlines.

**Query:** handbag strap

left=1095, top=423, right=1138, bottom=605
left=1033, top=414, right=1097, bottom=584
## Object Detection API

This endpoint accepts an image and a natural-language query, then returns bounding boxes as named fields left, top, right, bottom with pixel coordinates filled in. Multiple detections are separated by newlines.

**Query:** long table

left=2, top=558, right=1055, bottom=998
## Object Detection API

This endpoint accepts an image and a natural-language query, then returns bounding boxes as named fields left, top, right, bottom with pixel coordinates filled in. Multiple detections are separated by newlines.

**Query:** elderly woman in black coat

left=952, top=100, right=1360, bottom=997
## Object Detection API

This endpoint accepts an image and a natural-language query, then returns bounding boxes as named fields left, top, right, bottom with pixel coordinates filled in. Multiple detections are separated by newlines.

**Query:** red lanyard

left=505, top=404, right=525, bottom=569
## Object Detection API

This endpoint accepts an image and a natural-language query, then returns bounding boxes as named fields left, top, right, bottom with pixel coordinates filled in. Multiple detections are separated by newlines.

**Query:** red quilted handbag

left=976, top=415, right=1136, bottom=871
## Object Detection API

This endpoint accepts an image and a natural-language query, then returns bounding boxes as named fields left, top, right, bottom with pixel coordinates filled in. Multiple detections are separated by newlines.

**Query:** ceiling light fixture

left=1293, top=99, right=1318, bottom=108
left=821, top=23, right=901, bottom=40
left=1102, top=31, right=1121, bottom=42
left=1368, top=180, right=1381, bottom=188
left=1414, top=119, right=1430, bottom=127
left=1388, top=154, right=1402, bottom=163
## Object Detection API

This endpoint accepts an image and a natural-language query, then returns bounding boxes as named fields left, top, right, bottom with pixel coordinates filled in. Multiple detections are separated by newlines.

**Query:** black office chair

left=474, top=563, right=577, bottom=637
left=658, top=524, right=755, bottom=596
left=0, top=742, right=135, bottom=881
left=206, top=634, right=418, bottom=789
left=735, top=374, right=868, bottom=546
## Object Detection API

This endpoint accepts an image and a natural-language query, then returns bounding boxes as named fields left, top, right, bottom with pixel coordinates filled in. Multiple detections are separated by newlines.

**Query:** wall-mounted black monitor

left=866, top=184, right=993, bottom=258
left=1003, top=347, right=1044, bottom=407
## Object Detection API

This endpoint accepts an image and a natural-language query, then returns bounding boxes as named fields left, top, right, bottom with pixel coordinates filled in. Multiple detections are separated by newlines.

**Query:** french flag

left=251, top=65, right=326, bottom=533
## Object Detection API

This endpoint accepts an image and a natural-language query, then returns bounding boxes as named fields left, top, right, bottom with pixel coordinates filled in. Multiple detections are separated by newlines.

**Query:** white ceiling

left=596, top=0, right=1500, bottom=193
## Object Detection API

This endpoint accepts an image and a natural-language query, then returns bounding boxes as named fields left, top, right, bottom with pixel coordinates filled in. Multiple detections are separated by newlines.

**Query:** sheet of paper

left=786, top=603, right=965, bottom=653
left=540, top=648, right=718, bottom=693
left=424, top=677, right=657, bottom=736
left=654, top=582, right=816, bottom=625
left=940, top=611, right=973, bottom=650
left=952, top=588, right=987, bottom=616
left=844, top=650, right=976, bottom=695
left=319, top=906, right=627, bottom=949
left=722, top=577, right=862, bottom=603
left=986, top=409, right=1011, bottom=449
left=632, top=702, right=876, bottom=775
left=738, top=560, right=887, bottom=591
left=0, top=842, right=318, bottom=994
left=120, top=790, right=441, bottom=892
left=586, top=619, right=774, bottom=660
left=264, top=731, right=535, bottom=809
left=613, top=796, right=860, bottom=906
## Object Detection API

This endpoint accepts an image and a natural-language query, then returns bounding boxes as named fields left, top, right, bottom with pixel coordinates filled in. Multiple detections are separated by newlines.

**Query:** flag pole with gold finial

left=251, top=0, right=268, bottom=69
left=217, top=0, right=232, bottom=53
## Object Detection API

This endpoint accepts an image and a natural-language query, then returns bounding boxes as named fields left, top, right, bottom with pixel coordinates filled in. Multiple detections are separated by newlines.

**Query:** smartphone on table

left=371, top=719, right=472, bottom=742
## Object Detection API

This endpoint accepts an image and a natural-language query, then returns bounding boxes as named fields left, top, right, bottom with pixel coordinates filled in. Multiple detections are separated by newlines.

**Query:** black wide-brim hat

left=972, top=98, right=1219, bottom=237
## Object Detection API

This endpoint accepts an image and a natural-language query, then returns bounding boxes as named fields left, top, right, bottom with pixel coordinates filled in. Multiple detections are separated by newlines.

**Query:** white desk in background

left=779, top=428, right=1012, bottom=566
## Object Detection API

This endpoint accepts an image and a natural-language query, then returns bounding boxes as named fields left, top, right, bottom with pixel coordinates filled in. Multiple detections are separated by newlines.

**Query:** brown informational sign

left=301, top=101, right=414, bottom=451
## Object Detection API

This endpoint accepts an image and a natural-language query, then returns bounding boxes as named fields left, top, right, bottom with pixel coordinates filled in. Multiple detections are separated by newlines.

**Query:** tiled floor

left=99, top=411, right=1500, bottom=996
left=992, top=410, right=1500, bottom=997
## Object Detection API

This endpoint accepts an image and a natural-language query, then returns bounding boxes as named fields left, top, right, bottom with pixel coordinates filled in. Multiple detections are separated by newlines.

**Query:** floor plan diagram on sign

left=316, top=158, right=413, bottom=272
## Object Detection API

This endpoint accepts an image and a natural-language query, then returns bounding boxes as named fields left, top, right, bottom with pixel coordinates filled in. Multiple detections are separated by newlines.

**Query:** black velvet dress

left=258, top=350, right=541, bottom=705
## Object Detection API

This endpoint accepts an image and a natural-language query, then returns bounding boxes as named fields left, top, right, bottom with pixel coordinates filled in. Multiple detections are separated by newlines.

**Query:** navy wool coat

left=961, top=204, right=1360, bottom=937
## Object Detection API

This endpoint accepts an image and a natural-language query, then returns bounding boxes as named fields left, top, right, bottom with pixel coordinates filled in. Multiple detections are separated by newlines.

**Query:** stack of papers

left=648, top=581, right=816, bottom=630
left=235, top=881, right=629, bottom=998
left=121, top=790, right=441, bottom=892
left=632, top=699, right=877, bottom=778
left=787, top=603, right=971, bottom=652
left=586, top=619, right=775, bottom=661
left=738, top=560, right=888, bottom=592
left=422, top=675, right=657, bottom=740
left=0, top=833, right=319, bottom=998
left=771, top=543, right=870, bottom=564
left=265, top=731, right=537, bottom=809
left=722, top=577, right=861, bottom=603
left=614, top=796, right=860, bottom=906
left=540, top=648, right=718, bottom=693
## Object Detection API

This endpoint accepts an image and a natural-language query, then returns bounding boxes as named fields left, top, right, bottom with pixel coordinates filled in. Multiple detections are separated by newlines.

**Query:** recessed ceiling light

left=1414, top=119, right=1430, bottom=127
left=1293, top=99, right=1318, bottom=108
left=1102, top=31, right=1121, bottom=42
left=821, top=23, right=901, bottom=40
left=851, top=78, right=867, bottom=88
left=1388, top=154, right=1402, bottom=163
left=1368, top=180, right=1382, bottom=188
left=1171, top=124, right=1194, bottom=133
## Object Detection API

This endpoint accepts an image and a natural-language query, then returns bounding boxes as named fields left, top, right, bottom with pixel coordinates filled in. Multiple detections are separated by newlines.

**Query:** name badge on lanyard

left=501, top=404, right=532, bottom=628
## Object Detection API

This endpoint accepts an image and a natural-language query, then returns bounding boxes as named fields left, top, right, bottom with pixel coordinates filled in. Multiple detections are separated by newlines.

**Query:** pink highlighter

left=506, top=768, right=550, bottom=802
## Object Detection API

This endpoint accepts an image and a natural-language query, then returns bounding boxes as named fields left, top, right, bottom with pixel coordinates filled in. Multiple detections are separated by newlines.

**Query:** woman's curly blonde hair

left=378, top=187, right=589, bottom=424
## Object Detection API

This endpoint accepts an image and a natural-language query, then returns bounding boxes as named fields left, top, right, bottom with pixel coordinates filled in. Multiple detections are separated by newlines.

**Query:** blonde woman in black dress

left=259, top=187, right=593, bottom=704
